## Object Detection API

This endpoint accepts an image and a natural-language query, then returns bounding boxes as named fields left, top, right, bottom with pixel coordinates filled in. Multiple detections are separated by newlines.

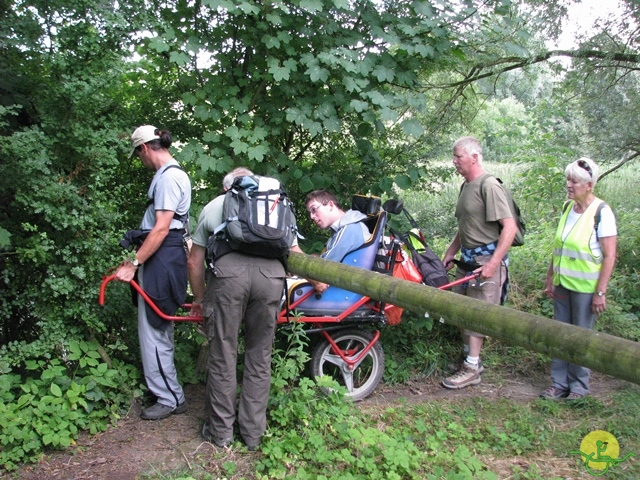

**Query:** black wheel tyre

left=310, top=328, right=384, bottom=402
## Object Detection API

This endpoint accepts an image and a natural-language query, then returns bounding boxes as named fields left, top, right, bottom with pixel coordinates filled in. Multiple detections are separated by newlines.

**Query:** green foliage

left=0, top=341, right=138, bottom=471
left=264, top=373, right=428, bottom=479
left=595, top=200, right=640, bottom=341
left=0, top=0, right=147, bottom=364
left=262, top=322, right=498, bottom=479
left=127, top=0, right=526, bottom=199
left=173, top=323, right=207, bottom=385
left=270, top=320, right=311, bottom=394
left=380, top=312, right=453, bottom=383
left=393, top=180, right=461, bottom=243
left=368, top=384, right=640, bottom=479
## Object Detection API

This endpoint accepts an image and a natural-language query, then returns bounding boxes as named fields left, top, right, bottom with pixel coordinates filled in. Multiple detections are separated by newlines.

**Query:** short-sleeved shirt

left=192, top=195, right=225, bottom=247
left=455, top=174, right=512, bottom=249
left=140, top=160, right=191, bottom=231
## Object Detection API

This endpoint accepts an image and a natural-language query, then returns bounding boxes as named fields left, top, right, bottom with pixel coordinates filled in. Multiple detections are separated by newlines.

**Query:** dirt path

left=11, top=371, right=630, bottom=480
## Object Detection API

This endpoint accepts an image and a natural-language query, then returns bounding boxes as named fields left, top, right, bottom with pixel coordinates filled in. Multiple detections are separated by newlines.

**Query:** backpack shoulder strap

left=594, top=201, right=607, bottom=240
left=594, top=201, right=606, bottom=227
left=146, top=165, right=187, bottom=208
left=561, top=200, right=606, bottom=239
left=478, top=174, right=498, bottom=207
left=163, top=164, right=185, bottom=174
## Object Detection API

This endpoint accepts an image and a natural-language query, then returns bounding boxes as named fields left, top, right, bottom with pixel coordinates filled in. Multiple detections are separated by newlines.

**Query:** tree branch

left=442, top=49, right=640, bottom=89
left=600, top=151, right=640, bottom=181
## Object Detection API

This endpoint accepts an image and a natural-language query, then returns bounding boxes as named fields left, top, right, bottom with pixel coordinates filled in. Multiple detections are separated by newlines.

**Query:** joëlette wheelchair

left=275, top=197, right=478, bottom=402
left=276, top=201, right=403, bottom=402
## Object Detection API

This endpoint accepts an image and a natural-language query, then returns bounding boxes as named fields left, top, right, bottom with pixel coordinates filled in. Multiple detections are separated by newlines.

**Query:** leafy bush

left=173, top=323, right=207, bottom=385
left=380, top=311, right=458, bottom=383
left=0, top=341, right=139, bottom=471
left=265, top=350, right=430, bottom=479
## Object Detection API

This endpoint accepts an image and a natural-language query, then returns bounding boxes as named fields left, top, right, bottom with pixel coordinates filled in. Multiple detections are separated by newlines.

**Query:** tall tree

left=428, top=0, right=640, bottom=172
left=129, top=0, right=524, bottom=199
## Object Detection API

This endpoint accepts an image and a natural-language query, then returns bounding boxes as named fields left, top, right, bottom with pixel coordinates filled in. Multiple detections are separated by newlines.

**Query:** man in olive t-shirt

left=441, top=136, right=518, bottom=390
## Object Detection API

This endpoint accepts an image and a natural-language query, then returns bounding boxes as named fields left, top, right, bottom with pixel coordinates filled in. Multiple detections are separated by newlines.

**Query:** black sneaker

left=140, top=403, right=175, bottom=420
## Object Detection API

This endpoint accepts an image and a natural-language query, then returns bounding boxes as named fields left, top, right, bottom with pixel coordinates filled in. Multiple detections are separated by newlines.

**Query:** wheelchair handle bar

left=99, top=274, right=203, bottom=323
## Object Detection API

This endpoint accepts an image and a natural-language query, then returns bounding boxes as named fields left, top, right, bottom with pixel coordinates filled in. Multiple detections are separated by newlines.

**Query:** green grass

left=158, top=367, right=640, bottom=480
left=597, top=161, right=640, bottom=211
left=357, top=382, right=640, bottom=479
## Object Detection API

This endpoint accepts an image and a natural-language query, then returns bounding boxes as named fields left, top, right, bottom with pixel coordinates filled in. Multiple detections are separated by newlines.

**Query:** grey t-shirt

left=140, top=160, right=191, bottom=231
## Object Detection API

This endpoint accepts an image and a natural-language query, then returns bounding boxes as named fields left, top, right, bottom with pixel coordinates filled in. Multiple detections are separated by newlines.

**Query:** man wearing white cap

left=115, top=125, right=191, bottom=420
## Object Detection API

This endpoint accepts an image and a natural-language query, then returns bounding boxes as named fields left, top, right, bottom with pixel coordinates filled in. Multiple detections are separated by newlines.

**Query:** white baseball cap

left=130, top=125, right=160, bottom=157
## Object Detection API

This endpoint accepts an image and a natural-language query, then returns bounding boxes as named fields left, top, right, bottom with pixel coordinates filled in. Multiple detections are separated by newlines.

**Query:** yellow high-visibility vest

left=552, top=199, right=604, bottom=293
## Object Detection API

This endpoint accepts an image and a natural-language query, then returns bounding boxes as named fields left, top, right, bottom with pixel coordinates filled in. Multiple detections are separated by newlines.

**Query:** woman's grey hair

left=453, top=136, right=484, bottom=164
left=223, top=167, right=254, bottom=190
left=566, top=157, right=599, bottom=187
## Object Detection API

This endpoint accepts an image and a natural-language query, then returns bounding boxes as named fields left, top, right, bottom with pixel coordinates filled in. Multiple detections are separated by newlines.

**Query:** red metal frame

left=277, top=287, right=381, bottom=325
left=100, top=267, right=476, bottom=323
left=277, top=281, right=385, bottom=368
left=99, top=274, right=204, bottom=323
left=319, top=328, right=381, bottom=371
left=275, top=271, right=479, bottom=369
left=99, top=266, right=477, bottom=373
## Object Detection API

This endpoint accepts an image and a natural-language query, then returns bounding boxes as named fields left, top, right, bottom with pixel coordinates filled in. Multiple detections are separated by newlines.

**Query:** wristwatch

left=132, top=258, right=141, bottom=267
left=596, top=291, right=605, bottom=297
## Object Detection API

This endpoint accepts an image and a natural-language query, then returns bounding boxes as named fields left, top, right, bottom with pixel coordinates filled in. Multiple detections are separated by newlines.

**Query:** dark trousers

left=202, top=252, right=285, bottom=444
left=551, top=284, right=597, bottom=395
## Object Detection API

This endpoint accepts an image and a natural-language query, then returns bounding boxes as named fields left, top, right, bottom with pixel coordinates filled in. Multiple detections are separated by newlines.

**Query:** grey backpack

left=206, top=175, right=296, bottom=267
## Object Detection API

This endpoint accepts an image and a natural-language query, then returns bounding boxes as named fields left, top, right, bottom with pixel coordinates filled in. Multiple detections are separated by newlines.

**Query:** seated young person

left=296, top=190, right=370, bottom=293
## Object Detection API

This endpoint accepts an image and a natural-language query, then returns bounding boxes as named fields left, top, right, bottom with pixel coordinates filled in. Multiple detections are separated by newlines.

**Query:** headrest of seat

left=351, top=195, right=381, bottom=216
left=382, top=198, right=404, bottom=215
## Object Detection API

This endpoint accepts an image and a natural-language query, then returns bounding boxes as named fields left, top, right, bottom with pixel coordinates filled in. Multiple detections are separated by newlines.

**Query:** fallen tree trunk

left=287, top=252, right=640, bottom=386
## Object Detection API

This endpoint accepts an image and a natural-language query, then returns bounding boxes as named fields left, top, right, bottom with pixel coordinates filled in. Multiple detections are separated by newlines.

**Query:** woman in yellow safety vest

left=540, top=157, right=617, bottom=401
